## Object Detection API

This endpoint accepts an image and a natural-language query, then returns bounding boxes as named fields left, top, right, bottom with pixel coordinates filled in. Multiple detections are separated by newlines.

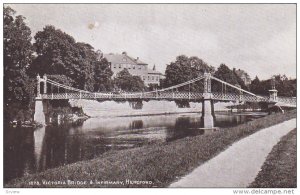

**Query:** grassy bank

left=6, top=110, right=296, bottom=188
left=249, top=129, right=297, bottom=188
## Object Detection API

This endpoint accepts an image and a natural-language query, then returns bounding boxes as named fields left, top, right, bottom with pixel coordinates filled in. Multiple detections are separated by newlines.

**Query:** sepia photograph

left=2, top=2, right=297, bottom=192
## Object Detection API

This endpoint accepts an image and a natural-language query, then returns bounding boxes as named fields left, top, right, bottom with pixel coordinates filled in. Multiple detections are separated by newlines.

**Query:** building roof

left=103, top=53, right=136, bottom=64
left=103, top=52, right=147, bottom=65
left=127, top=55, right=148, bottom=65
left=147, top=69, right=162, bottom=75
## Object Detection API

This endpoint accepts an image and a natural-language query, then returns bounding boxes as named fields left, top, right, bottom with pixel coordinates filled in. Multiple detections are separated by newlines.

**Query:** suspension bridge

left=34, top=73, right=296, bottom=128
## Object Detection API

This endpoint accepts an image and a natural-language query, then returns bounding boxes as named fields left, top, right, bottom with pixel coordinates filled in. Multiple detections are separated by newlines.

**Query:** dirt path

left=169, top=118, right=296, bottom=187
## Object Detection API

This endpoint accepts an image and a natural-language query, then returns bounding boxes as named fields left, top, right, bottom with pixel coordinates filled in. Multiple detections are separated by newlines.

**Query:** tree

left=4, top=6, right=35, bottom=121
left=249, top=75, right=296, bottom=97
left=212, top=64, right=247, bottom=93
left=94, top=56, right=113, bottom=92
left=273, top=75, right=296, bottom=97
left=30, top=26, right=113, bottom=92
left=76, top=42, right=97, bottom=91
left=164, top=55, right=214, bottom=92
left=114, top=69, right=145, bottom=92
left=250, top=76, right=262, bottom=94
left=30, top=25, right=82, bottom=87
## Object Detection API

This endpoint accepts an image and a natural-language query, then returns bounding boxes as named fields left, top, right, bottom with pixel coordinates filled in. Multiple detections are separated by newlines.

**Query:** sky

left=7, top=4, right=296, bottom=80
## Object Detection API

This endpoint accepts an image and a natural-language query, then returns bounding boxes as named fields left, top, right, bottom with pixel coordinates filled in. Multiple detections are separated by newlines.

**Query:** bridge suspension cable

left=47, top=79, right=93, bottom=94
left=141, top=75, right=206, bottom=95
left=211, top=76, right=263, bottom=99
left=45, top=75, right=206, bottom=97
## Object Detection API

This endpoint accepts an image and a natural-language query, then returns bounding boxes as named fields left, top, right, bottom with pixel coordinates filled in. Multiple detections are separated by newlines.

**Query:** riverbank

left=6, top=110, right=296, bottom=188
left=69, top=99, right=250, bottom=117
left=169, top=119, right=296, bottom=187
left=249, top=129, right=296, bottom=188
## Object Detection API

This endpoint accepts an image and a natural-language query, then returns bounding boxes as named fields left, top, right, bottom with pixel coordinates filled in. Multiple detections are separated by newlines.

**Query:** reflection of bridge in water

left=34, top=73, right=296, bottom=128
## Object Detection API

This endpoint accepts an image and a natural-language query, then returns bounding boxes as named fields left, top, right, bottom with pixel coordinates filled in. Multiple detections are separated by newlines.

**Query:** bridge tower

left=201, top=72, right=215, bottom=128
left=269, top=76, right=278, bottom=102
left=34, top=74, right=48, bottom=126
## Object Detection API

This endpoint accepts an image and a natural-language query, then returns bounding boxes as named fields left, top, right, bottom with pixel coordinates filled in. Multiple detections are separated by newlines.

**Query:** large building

left=104, top=52, right=163, bottom=86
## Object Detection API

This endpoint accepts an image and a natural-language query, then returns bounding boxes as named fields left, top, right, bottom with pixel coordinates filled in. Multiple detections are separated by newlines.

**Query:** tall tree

left=95, top=58, right=113, bottom=91
left=114, top=69, right=145, bottom=92
left=250, top=76, right=263, bottom=94
left=164, top=55, right=214, bottom=92
left=94, top=54, right=113, bottom=92
left=30, top=25, right=113, bottom=92
left=4, top=6, right=35, bottom=121
left=212, top=64, right=247, bottom=93
left=30, top=25, right=83, bottom=88
left=76, top=42, right=97, bottom=91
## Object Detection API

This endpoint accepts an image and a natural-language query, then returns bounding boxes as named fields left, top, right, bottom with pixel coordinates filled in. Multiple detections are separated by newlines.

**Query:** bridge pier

left=34, top=74, right=49, bottom=126
left=34, top=98, right=50, bottom=126
left=201, top=93, right=215, bottom=129
left=34, top=99, right=46, bottom=125
left=201, top=72, right=215, bottom=128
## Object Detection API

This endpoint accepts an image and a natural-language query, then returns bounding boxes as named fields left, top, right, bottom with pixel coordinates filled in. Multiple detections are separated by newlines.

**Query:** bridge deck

left=38, top=92, right=296, bottom=106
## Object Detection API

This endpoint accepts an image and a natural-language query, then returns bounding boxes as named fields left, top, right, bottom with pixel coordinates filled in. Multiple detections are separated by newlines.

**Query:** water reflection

left=4, top=112, right=266, bottom=183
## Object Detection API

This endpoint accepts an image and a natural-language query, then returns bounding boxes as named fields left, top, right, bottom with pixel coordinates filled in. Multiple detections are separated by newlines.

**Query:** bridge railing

left=212, top=92, right=269, bottom=102
left=41, top=92, right=204, bottom=100
left=40, top=92, right=295, bottom=106
left=212, top=93, right=240, bottom=101
left=277, top=96, right=296, bottom=106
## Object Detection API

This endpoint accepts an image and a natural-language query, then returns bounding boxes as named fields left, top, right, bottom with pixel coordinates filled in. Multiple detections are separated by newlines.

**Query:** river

left=4, top=112, right=267, bottom=183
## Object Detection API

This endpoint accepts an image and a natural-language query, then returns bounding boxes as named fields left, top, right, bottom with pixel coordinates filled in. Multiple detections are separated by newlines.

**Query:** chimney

left=136, top=57, right=139, bottom=60
left=122, top=51, right=127, bottom=55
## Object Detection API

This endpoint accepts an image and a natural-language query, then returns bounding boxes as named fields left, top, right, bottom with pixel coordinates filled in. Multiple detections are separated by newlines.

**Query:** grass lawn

left=6, top=110, right=296, bottom=188
left=249, top=128, right=297, bottom=188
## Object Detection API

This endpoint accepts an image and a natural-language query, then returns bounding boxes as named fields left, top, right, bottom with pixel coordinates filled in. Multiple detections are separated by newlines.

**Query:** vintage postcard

left=2, top=3, right=297, bottom=193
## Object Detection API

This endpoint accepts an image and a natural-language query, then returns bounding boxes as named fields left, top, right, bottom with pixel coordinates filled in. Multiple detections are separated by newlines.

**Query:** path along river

left=170, top=118, right=296, bottom=187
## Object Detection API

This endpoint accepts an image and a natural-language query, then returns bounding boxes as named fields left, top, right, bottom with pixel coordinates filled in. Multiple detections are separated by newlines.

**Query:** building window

left=119, top=64, right=122, bottom=68
left=133, top=65, right=135, bottom=69
left=113, top=64, right=116, bottom=69
left=156, top=77, right=159, bottom=81
left=148, top=76, right=150, bottom=80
